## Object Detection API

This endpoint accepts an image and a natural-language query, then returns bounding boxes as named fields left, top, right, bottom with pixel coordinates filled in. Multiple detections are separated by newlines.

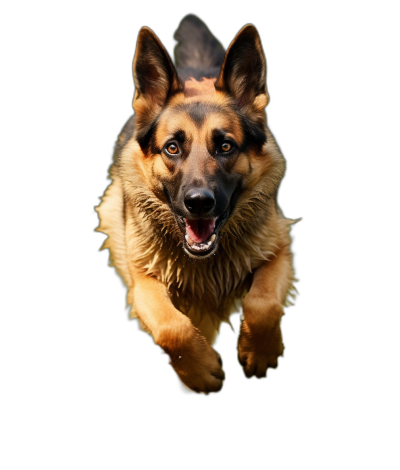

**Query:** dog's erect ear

left=215, top=25, right=269, bottom=112
left=132, top=27, right=181, bottom=131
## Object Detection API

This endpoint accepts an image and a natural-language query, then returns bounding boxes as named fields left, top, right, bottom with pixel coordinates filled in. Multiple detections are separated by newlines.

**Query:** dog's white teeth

left=185, top=234, right=194, bottom=246
left=186, top=232, right=216, bottom=251
left=204, top=234, right=216, bottom=247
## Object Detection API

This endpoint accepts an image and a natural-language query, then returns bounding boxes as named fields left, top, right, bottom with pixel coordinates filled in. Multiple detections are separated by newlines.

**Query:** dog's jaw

left=179, top=208, right=231, bottom=259
left=184, top=218, right=217, bottom=257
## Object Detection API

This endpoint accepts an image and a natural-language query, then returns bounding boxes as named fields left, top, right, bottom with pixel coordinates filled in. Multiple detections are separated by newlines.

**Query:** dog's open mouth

left=184, top=218, right=217, bottom=256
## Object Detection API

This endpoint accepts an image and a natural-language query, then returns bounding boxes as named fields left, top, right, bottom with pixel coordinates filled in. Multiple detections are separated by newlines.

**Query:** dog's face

left=130, top=26, right=273, bottom=259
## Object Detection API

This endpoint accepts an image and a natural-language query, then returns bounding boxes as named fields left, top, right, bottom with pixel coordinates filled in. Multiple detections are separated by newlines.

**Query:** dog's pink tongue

left=185, top=219, right=215, bottom=244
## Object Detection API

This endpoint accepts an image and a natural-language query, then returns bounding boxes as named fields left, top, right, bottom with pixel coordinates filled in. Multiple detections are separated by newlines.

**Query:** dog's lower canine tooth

left=210, top=234, right=216, bottom=243
left=185, top=234, right=195, bottom=246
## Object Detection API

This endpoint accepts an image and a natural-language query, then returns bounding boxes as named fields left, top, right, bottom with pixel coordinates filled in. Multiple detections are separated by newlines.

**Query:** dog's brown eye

left=221, top=142, right=232, bottom=152
left=166, top=143, right=179, bottom=155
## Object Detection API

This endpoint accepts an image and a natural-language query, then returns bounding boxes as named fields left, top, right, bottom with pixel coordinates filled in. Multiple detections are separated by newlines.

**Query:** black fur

left=239, top=114, right=267, bottom=152
left=174, top=15, right=225, bottom=68
left=136, top=117, right=159, bottom=153
left=174, top=15, right=225, bottom=81
left=174, top=102, right=227, bottom=128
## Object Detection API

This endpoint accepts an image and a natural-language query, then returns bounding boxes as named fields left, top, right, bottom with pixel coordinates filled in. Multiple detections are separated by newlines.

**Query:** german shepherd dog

left=96, top=15, right=296, bottom=393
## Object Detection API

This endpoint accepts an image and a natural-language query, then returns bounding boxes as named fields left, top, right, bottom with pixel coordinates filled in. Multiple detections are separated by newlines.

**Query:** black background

left=39, top=4, right=360, bottom=426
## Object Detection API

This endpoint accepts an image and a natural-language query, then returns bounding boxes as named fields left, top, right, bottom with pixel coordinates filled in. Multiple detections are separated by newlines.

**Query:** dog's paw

left=168, top=329, right=225, bottom=393
left=238, top=319, right=284, bottom=378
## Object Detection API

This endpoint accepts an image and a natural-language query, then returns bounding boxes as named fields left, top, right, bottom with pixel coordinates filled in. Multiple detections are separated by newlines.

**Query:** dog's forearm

left=243, top=244, right=293, bottom=331
left=255, top=244, right=293, bottom=302
left=130, top=268, right=225, bottom=391
left=238, top=244, right=293, bottom=377
left=130, top=268, right=192, bottom=347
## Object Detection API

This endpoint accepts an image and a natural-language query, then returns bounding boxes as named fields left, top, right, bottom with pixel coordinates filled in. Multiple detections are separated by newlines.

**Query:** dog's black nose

left=184, top=188, right=215, bottom=214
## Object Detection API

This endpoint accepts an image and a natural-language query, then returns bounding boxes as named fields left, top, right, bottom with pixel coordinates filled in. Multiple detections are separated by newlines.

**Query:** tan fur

left=183, top=77, right=217, bottom=98
left=96, top=23, right=297, bottom=393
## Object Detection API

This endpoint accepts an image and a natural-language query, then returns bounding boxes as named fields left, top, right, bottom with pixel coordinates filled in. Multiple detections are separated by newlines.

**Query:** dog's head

left=127, top=25, right=283, bottom=259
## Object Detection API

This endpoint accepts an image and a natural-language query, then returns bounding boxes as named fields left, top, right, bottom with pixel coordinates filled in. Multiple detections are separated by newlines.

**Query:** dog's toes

left=212, top=367, right=225, bottom=381
left=243, top=359, right=256, bottom=378
left=206, top=376, right=224, bottom=393
left=255, top=357, right=268, bottom=378
left=181, top=373, right=224, bottom=394
left=267, top=356, right=278, bottom=369
left=237, top=347, right=248, bottom=367
left=191, top=369, right=225, bottom=393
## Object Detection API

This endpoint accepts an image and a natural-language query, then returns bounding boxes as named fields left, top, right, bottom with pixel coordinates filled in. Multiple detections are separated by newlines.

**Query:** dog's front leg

left=131, top=269, right=225, bottom=393
left=238, top=245, right=294, bottom=378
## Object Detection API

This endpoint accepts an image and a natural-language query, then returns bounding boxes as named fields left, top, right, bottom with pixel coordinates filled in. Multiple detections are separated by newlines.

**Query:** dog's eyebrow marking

left=173, top=130, right=186, bottom=143
left=211, top=128, right=228, bottom=142
left=210, top=128, right=239, bottom=154
left=211, top=128, right=239, bottom=144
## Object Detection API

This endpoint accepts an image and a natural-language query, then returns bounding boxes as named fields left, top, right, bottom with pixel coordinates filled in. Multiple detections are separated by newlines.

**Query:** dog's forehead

left=156, top=80, right=244, bottom=143
left=156, top=105, right=243, bottom=144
